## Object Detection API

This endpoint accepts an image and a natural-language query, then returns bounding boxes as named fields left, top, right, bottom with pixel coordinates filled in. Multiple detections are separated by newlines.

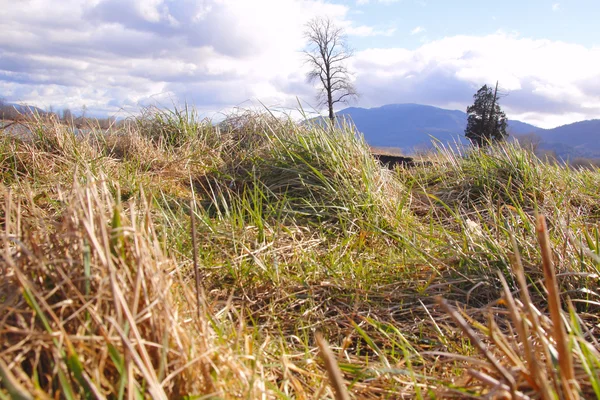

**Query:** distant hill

left=511, top=120, right=600, bottom=159
left=537, top=119, right=600, bottom=158
left=542, top=119, right=600, bottom=146
left=335, top=103, right=539, bottom=152
left=333, top=103, right=600, bottom=159
left=0, top=101, right=47, bottom=120
left=8, top=103, right=47, bottom=115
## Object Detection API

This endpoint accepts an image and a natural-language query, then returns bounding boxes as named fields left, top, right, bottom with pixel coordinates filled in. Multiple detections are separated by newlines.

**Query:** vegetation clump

left=1, top=108, right=599, bottom=399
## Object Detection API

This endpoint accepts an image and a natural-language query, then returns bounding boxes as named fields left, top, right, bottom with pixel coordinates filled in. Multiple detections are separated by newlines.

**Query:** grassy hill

left=1, top=110, right=599, bottom=399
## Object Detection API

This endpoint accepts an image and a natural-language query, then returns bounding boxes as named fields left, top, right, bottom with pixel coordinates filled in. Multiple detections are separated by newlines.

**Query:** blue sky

left=1, top=0, right=600, bottom=128
left=345, top=0, right=599, bottom=50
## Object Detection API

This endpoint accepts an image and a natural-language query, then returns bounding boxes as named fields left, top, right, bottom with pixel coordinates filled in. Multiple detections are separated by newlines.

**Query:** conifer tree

left=465, top=82, right=508, bottom=146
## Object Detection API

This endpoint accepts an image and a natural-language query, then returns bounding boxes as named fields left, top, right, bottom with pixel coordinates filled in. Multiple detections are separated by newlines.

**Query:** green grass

left=0, top=109, right=599, bottom=399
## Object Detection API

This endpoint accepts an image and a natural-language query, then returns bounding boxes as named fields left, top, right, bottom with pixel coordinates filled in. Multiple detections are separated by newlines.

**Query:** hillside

left=1, top=109, right=599, bottom=399
left=337, top=103, right=600, bottom=159
left=537, top=119, right=600, bottom=159
left=542, top=119, right=600, bottom=145
left=0, top=101, right=47, bottom=118
left=336, top=103, right=539, bottom=151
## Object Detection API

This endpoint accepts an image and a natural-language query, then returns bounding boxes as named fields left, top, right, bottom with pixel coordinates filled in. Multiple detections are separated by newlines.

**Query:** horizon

left=4, top=99, right=600, bottom=131
left=340, top=103, right=600, bottom=130
left=2, top=0, right=600, bottom=130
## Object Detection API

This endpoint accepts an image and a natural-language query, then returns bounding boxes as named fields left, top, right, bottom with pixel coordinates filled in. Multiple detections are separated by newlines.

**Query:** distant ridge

left=335, top=103, right=600, bottom=158
left=539, top=119, right=600, bottom=147
left=0, top=101, right=48, bottom=120
left=335, top=103, right=538, bottom=151
left=3, top=102, right=47, bottom=115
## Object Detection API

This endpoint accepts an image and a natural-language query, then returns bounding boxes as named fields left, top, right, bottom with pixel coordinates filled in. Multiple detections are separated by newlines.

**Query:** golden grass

left=0, top=110, right=599, bottom=399
left=0, top=175, right=267, bottom=398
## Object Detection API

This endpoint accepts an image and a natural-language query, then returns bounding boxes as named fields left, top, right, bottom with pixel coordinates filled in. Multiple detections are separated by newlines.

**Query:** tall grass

left=1, top=108, right=599, bottom=398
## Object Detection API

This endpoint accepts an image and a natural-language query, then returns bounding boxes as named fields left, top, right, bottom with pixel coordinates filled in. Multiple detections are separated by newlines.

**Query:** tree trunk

left=327, top=75, right=334, bottom=125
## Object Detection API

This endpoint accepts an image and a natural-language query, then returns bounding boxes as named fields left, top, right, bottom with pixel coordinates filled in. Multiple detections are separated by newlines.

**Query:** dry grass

left=0, top=175, right=269, bottom=398
left=1, top=109, right=599, bottom=399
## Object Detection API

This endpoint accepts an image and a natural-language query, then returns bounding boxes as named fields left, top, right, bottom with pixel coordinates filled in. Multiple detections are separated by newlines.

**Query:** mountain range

left=336, top=103, right=600, bottom=159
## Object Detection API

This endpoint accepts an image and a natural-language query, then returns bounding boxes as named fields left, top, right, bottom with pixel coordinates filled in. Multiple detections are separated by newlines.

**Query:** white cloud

left=552, top=3, right=560, bottom=11
left=2, top=2, right=600, bottom=128
left=356, top=0, right=401, bottom=4
left=410, top=26, right=425, bottom=35
left=0, top=0, right=349, bottom=116
left=347, top=25, right=396, bottom=37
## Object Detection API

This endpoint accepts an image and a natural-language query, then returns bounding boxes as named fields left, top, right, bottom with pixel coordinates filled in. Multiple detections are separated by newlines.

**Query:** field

left=1, top=108, right=599, bottom=399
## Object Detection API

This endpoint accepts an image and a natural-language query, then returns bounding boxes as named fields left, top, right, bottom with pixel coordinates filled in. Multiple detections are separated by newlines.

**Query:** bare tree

left=304, top=17, right=357, bottom=124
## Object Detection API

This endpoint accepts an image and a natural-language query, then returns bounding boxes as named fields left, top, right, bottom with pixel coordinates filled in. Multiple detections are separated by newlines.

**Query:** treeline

left=0, top=99, right=116, bottom=129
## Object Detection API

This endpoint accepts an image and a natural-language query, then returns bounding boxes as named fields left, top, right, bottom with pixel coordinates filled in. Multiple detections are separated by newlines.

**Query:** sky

left=1, top=0, right=600, bottom=128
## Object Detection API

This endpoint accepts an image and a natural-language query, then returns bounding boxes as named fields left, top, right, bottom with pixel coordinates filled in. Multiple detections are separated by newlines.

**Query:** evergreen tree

left=465, top=82, right=508, bottom=147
